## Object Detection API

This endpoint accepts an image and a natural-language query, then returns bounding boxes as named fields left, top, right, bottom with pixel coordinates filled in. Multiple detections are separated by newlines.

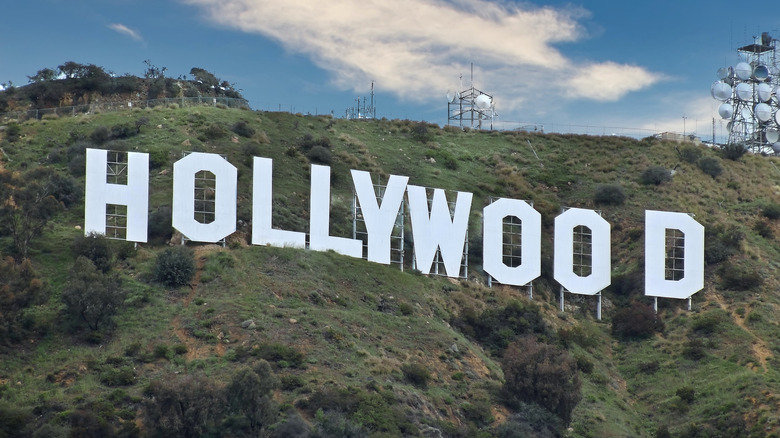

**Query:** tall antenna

left=345, top=81, right=376, bottom=120
left=447, top=64, right=497, bottom=130
left=711, top=31, right=780, bottom=153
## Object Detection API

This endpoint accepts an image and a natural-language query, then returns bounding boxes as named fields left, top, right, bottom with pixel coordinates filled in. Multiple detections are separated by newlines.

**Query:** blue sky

left=2, top=0, right=779, bottom=141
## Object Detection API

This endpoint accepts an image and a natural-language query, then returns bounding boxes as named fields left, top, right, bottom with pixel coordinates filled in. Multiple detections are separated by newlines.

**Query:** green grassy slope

left=2, top=105, right=780, bottom=437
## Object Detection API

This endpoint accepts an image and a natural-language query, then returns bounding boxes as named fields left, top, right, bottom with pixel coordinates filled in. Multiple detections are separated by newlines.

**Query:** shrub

left=148, top=205, right=173, bottom=244
left=761, top=203, right=780, bottom=220
left=676, top=386, right=696, bottom=404
left=640, top=166, right=671, bottom=185
left=73, top=232, right=114, bottom=273
left=721, top=143, right=747, bottom=161
left=679, top=145, right=702, bottom=163
left=143, top=373, right=226, bottom=437
left=593, top=184, right=626, bottom=205
left=611, top=301, right=664, bottom=340
left=411, top=122, right=434, bottom=142
left=697, top=156, right=723, bottom=178
left=719, top=265, right=762, bottom=290
left=401, top=362, right=431, bottom=389
left=501, top=337, right=581, bottom=425
left=90, top=126, right=111, bottom=145
left=254, top=343, right=305, bottom=368
left=0, top=257, right=45, bottom=344
left=704, top=225, right=743, bottom=264
left=203, top=123, right=227, bottom=140
left=62, top=256, right=125, bottom=331
left=307, top=145, right=332, bottom=165
left=452, top=300, right=548, bottom=354
left=153, top=246, right=196, bottom=287
left=754, top=220, right=773, bottom=239
left=231, top=120, right=256, bottom=138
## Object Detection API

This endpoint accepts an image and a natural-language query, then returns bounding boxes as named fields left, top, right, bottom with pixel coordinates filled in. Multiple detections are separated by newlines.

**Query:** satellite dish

left=775, top=110, right=780, bottom=125
left=773, top=142, right=780, bottom=154
left=753, top=65, right=770, bottom=81
left=716, top=67, right=729, bottom=79
left=475, top=94, right=492, bottom=110
left=758, top=83, right=772, bottom=102
left=756, top=103, right=773, bottom=122
left=736, top=62, right=753, bottom=80
left=711, top=81, right=732, bottom=101
left=736, top=82, right=752, bottom=101
left=718, top=103, right=734, bottom=119
left=767, top=128, right=780, bottom=143
left=446, top=91, right=455, bottom=103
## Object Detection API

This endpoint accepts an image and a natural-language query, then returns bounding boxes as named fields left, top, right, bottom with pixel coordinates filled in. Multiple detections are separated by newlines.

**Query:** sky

left=2, top=1, right=780, bottom=142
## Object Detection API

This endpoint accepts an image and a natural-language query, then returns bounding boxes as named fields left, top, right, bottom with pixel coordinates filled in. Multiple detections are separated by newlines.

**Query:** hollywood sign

left=84, top=149, right=704, bottom=300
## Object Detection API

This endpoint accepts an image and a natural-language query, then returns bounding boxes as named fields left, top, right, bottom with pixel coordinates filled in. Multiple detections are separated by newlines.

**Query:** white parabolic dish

left=718, top=103, right=734, bottom=119
left=758, top=83, right=773, bottom=102
left=711, top=81, right=732, bottom=101
left=475, top=94, right=491, bottom=110
left=767, top=129, right=780, bottom=143
left=756, top=103, right=773, bottom=122
left=736, top=83, right=752, bottom=101
left=736, top=62, right=753, bottom=80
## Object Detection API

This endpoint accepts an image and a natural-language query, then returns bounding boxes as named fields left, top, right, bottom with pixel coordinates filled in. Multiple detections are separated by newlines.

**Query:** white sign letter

left=554, top=208, right=610, bottom=295
left=407, top=185, right=472, bottom=277
left=483, top=198, right=541, bottom=286
left=309, top=165, right=362, bottom=257
left=172, top=152, right=237, bottom=243
left=252, top=157, right=306, bottom=248
left=351, top=170, right=408, bottom=264
left=645, top=210, right=704, bottom=299
left=84, top=148, right=149, bottom=242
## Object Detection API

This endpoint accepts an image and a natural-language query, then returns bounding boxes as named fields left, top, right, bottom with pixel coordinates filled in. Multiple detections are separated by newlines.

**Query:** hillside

left=1, top=104, right=780, bottom=437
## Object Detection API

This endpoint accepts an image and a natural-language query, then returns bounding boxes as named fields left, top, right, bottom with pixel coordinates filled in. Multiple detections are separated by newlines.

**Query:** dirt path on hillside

left=170, top=245, right=227, bottom=360
left=710, top=292, right=771, bottom=371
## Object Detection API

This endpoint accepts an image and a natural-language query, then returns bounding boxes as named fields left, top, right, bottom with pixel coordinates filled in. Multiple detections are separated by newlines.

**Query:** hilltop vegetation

left=1, top=102, right=780, bottom=437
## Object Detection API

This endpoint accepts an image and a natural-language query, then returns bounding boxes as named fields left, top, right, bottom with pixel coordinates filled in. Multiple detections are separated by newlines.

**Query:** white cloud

left=108, top=23, right=143, bottom=42
left=182, top=0, right=662, bottom=116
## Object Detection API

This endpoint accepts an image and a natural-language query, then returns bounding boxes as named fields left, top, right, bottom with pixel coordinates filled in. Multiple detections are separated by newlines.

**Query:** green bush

left=719, top=265, right=762, bottom=290
left=73, top=232, right=114, bottom=273
left=761, top=203, right=780, bottom=220
left=401, top=362, right=431, bottom=388
left=721, top=143, right=747, bottom=161
left=153, top=246, right=196, bottom=287
left=231, top=120, right=256, bottom=138
left=640, top=165, right=671, bottom=185
left=593, top=184, right=626, bottom=205
left=62, top=256, right=125, bottom=331
left=611, top=301, right=664, bottom=340
left=307, top=145, right=332, bottom=165
left=501, top=337, right=581, bottom=425
left=697, top=156, right=723, bottom=178
left=676, top=386, right=696, bottom=404
left=679, top=145, right=702, bottom=163
left=452, top=300, right=548, bottom=354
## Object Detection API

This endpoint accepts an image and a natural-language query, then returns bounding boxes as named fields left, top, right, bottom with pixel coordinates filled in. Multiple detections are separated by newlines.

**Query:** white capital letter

left=351, top=170, right=408, bottom=264
left=483, top=198, right=541, bottom=286
left=554, top=208, right=610, bottom=295
left=645, top=210, right=704, bottom=299
left=252, top=157, right=306, bottom=248
left=172, top=152, right=237, bottom=243
left=84, top=148, right=149, bottom=242
left=407, top=185, right=472, bottom=277
left=309, top=165, right=362, bottom=257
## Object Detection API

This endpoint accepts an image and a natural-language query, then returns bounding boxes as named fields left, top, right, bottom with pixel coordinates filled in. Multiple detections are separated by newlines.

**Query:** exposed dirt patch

left=710, top=292, right=771, bottom=370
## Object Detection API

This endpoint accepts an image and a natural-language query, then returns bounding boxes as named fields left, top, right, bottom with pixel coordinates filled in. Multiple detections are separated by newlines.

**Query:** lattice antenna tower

left=446, top=64, right=497, bottom=130
left=346, top=81, right=376, bottom=120
left=711, top=32, right=780, bottom=153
